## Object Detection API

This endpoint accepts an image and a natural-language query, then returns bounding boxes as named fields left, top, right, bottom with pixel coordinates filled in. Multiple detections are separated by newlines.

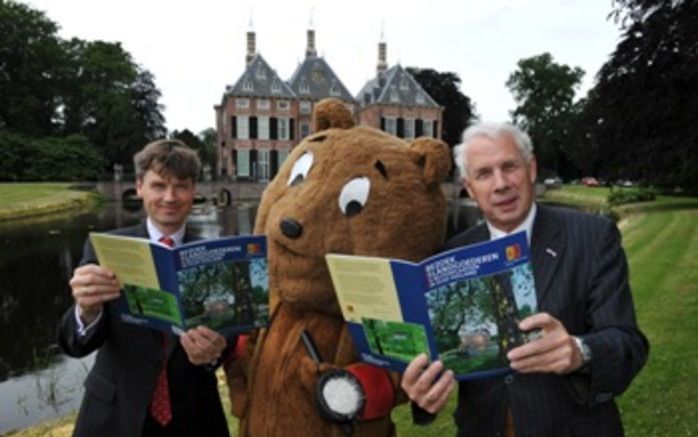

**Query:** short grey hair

left=453, top=122, right=534, bottom=180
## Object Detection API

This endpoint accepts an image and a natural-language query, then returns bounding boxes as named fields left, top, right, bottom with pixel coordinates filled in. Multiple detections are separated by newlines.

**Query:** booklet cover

left=326, top=231, right=537, bottom=380
left=89, top=233, right=269, bottom=336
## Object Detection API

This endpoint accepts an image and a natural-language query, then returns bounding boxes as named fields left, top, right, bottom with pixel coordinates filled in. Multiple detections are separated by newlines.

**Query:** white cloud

left=26, top=0, right=621, bottom=134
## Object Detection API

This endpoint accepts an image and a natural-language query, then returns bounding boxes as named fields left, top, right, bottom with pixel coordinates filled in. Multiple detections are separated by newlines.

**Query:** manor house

left=214, top=25, right=443, bottom=181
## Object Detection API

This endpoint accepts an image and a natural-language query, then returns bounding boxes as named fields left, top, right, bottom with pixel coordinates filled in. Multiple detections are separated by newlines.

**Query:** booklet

left=89, top=233, right=269, bottom=336
left=326, top=231, right=538, bottom=380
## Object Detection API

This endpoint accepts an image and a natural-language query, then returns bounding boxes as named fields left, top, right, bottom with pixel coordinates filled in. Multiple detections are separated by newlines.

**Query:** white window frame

left=271, top=80, right=282, bottom=93
left=237, top=149, right=250, bottom=177
left=299, top=101, right=312, bottom=114
left=237, top=115, right=249, bottom=140
left=299, top=82, right=310, bottom=94
left=416, top=92, right=425, bottom=104
left=404, top=118, right=415, bottom=139
left=278, top=149, right=290, bottom=168
left=243, top=80, right=254, bottom=91
left=423, top=119, right=434, bottom=138
left=258, top=116, right=270, bottom=140
left=235, top=98, right=249, bottom=108
left=384, top=117, right=397, bottom=135
left=277, top=100, right=290, bottom=111
left=278, top=117, right=290, bottom=140
left=257, top=149, right=270, bottom=181
left=257, top=99, right=270, bottom=111
left=300, top=122, right=311, bottom=138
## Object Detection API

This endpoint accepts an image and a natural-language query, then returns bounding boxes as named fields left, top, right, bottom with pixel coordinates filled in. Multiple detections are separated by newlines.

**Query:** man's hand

left=69, top=264, right=121, bottom=324
left=180, top=326, right=227, bottom=366
left=507, top=312, right=584, bottom=375
left=401, top=353, right=456, bottom=414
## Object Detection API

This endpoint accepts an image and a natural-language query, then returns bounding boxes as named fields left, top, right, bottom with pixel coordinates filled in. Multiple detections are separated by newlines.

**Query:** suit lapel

left=530, top=205, right=564, bottom=307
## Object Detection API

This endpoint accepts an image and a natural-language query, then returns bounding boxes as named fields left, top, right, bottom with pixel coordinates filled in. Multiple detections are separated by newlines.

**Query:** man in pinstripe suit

left=401, top=122, right=648, bottom=437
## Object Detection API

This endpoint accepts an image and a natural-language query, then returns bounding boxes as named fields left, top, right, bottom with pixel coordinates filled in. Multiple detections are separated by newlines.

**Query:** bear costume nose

left=280, top=218, right=303, bottom=239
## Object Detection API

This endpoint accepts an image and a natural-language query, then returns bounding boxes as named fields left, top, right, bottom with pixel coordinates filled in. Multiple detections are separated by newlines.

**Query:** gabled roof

left=225, top=54, right=296, bottom=99
left=287, top=56, right=355, bottom=102
left=356, top=64, right=440, bottom=108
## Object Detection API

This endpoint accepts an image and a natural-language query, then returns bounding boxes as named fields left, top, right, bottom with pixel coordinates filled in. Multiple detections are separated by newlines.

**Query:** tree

left=0, top=1, right=66, bottom=136
left=506, top=53, right=584, bottom=178
left=172, top=128, right=216, bottom=176
left=199, top=127, right=218, bottom=176
left=407, top=67, right=477, bottom=147
left=1, top=1, right=167, bottom=176
left=581, top=0, right=698, bottom=192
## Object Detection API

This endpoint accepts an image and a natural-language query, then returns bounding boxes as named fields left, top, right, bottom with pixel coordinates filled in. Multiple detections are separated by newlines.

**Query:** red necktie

left=150, top=236, right=175, bottom=426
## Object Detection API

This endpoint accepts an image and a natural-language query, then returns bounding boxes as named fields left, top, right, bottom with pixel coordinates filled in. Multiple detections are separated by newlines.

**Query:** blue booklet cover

left=326, top=231, right=537, bottom=380
left=89, top=233, right=269, bottom=336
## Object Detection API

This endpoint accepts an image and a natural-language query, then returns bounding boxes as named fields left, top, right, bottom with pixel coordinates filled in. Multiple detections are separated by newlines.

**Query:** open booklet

left=89, top=233, right=269, bottom=336
left=326, top=231, right=538, bottom=380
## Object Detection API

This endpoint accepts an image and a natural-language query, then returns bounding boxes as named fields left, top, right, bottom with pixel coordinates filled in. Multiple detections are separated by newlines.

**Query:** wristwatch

left=573, top=336, right=592, bottom=365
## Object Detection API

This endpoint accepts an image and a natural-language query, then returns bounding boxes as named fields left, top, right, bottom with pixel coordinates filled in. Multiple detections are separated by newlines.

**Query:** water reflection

left=0, top=201, right=256, bottom=434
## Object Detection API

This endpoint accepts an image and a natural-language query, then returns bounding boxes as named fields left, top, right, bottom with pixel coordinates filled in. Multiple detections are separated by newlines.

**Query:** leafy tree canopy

left=506, top=53, right=584, bottom=178
left=581, top=0, right=698, bottom=192
left=0, top=0, right=166, bottom=177
left=406, top=67, right=477, bottom=148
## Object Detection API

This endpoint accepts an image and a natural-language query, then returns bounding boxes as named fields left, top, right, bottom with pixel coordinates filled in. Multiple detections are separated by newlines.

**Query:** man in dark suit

left=401, top=123, right=648, bottom=436
left=58, top=140, right=231, bottom=437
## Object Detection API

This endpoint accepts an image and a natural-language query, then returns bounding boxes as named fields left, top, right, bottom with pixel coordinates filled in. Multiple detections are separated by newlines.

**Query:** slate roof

left=356, top=64, right=440, bottom=108
left=225, top=54, right=296, bottom=99
left=287, top=56, right=355, bottom=103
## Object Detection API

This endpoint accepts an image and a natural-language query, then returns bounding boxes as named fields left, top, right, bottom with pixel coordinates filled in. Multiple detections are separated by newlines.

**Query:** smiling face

left=136, top=169, right=195, bottom=235
left=463, top=133, right=537, bottom=232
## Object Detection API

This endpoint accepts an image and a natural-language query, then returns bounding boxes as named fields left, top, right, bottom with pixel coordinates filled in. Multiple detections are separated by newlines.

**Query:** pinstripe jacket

left=440, top=204, right=648, bottom=437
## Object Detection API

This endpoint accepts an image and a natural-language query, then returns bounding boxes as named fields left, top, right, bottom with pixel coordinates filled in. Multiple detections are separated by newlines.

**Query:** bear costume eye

left=287, top=151, right=314, bottom=186
left=338, top=177, right=370, bottom=217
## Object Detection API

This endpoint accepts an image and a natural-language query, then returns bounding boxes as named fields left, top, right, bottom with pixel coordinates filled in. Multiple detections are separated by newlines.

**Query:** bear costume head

left=254, top=98, right=451, bottom=315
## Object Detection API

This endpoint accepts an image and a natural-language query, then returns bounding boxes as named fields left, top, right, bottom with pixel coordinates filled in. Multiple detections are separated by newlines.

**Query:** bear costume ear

left=312, top=98, right=356, bottom=131
left=408, top=137, right=452, bottom=186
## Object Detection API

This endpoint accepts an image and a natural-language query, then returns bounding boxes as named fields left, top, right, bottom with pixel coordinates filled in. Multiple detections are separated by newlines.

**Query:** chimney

left=377, top=27, right=387, bottom=77
left=246, top=13, right=256, bottom=66
left=306, top=8, right=317, bottom=58
left=306, top=30, right=317, bottom=58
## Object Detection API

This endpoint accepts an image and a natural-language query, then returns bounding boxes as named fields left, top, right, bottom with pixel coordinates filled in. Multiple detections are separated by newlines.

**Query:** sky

left=26, top=0, right=623, bottom=135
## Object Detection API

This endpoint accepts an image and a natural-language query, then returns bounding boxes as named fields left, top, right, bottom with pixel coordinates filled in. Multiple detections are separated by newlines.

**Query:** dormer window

left=271, top=79, right=281, bottom=93
left=400, top=76, right=409, bottom=90
left=390, top=85, right=400, bottom=103
left=416, top=92, right=425, bottom=104
left=256, top=65, right=267, bottom=80
left=330, top=82, right=341, bottom=96
left=243, top=79, right=254, bottom=91
left=299, top=80, right=310, bottom=94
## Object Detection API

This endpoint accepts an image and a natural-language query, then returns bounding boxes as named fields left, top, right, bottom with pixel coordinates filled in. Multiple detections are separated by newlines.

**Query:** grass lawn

left=6, top=185, right=697, bottom=436
left=0, top=183, right=98, bottom=221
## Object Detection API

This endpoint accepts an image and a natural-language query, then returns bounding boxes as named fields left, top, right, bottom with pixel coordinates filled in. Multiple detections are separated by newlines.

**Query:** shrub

left=607, top=186, right=658, bottom=206
left=0, top=131, right=104, bottom=181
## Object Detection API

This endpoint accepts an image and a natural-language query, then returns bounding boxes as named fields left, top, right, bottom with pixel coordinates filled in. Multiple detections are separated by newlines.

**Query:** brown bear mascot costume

left=225, top=98, right=451, bottom=436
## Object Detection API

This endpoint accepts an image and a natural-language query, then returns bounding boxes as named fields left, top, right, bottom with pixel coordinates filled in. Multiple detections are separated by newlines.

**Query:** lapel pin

left=546, top=248, right=557, bottom=258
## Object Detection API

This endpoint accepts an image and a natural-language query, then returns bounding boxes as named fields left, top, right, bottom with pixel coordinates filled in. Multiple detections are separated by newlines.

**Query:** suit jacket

left=57, top=223, right=230, bottom=437
left=429, top=204, right=648, bottom=437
